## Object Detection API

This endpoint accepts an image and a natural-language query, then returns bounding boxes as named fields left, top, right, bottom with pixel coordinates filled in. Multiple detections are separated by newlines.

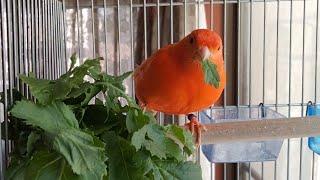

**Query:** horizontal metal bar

left=189, top=116, right=320, bottom=145
left=210, top=103, right=312, bottom=110
left=64, top=0, right=305, bottom=9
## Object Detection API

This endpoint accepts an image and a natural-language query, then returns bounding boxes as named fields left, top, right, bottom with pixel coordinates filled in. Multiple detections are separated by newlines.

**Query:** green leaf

left=131, top=125, right=148, bottom=151
left=151, top=159, right=202, bottom=180
left=62, top=58, right=102, bottom=82
left=201, top=59, right=220, bottom=89
left=26, top=132, right=41, bottom=155
left=130, top=151, right=202, bottom=180
left=102, top=131, right=148, bottom=180
left=81, top=105, right=127, bottom=135
left=10, top=101, right=79, bottom=130
left=126, top=108, right=150, bottom=133
left=20, top=58, right=103, bottom=105
left=53, top=129, right=107, bottom=179
left=19, top=75, right=75, bottom=105
left=25, top=151, right=76, bottom=180
left=164, top=125, right=195, bottom=156
left=10, top=101, right=108, bottom=179
left=97, top=72, right=138, bottom=110
left=69, top=53, right=77, bottom=72
left=5, top=159, right=29, bottom=180
left=132, top=123, right=185, bottom=161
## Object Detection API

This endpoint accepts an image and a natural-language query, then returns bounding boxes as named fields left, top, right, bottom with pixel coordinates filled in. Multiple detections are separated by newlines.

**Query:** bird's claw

left=184, top=114, right=207, bottom=146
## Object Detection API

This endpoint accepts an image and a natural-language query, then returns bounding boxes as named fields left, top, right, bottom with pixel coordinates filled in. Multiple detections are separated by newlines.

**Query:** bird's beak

left=195, top=46, right=211, bottom=62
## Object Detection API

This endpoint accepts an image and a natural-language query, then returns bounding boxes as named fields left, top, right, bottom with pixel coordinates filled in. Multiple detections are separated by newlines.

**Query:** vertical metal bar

left=287, top=0, right=293, bottom=180
left=51, top=0, right=55, bottom=79
left=38, top=0, right=42, bottom=77
left=117, top=0, right=121, bottom=75
left=18, top=0, right=23, bottom=88
left=249, top=0, right=252, bottom=108
left=223, top=0, right=227, bottom=108
left=0, top=0, right=8, bottom=172
left=316, top=0, right=319, bottom=105
left=91, top=0, right=95, bottom=57
left=54, top=0, right=58, bottom=76
left=22, top=0, right=28, bottom=93
left=276, top=0, right=280, bottom=113
left=170, top=0, right=175, bottom=124
left=224, top=163, right=227, bottom=180
left=31, top=0, right=37, bottom=78
left=57, top=1, right=61, bottom=76
left=143, top=0, right=147, bottom=59
left=104, top=0, right=108, bottom=73
left=51, top=0, right=54, bottom=79
left=157, top=0, right=160, bottom=49
left=55, top=0, right=60, bottom=77
left=43, top=0, right=46, bottom=76
left=45, top=0, right=49, bottom=79
left=12, top=0, right=18, bottom=89
left=210, top=0, right=216, bottom=176
left=249, top=1, right=253, bottom=180
left=184, top=0, right=186, bottom=36
left=261, top=1, right=267, bottom=178
left=41, top=0, right=45, bottom=78
left=299, top=1, right=306, bottom=179
left=37, top=0, right=41, bottom=78
left=157, top=0, right=163, bottom=125
left=249, top=163, right=252, bottom=180
left=237, top=163, right=240, bottom=180
left=130, top=0, right=134, bottom=97
left=223, top=0, right=227, bottom=178
left=237, top=1, right=241, bottom=114
left=0, top=0, right=3, bottom=175
left=237, top=2, right=241, bottom=180
left=57, top=0, right=60, bottom=76
left=45, top=0, right=50, bottom=79
left=312, top=0, right=319, bottom=180
left=76, top=0, right=81, bottom=63
left=196, top=0, right=199, bottom=29
left=27, top=0, right=32, bottom=82
left=39, top=0, right=45, bottom=78
left=62, top=0, right=67, bottom=73
left=55, top=0, right=59, bottom=76
left=210, top=163, right=214, bottom=180
left=52, top=0, right=57, bottom=79
left=170, top=0, right=173, bottom=43
left=210, top=0, right=213, bottom=30
left=6, top=0, right=13, bottom=156
left=7, top=0, right=13, bottom=104
left=49, top=0, right=53, bottom=79
left=263, top=1, right=266, bottom=109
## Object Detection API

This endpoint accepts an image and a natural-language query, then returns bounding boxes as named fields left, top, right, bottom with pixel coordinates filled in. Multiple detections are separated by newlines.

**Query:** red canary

left=134, top=29, right=226, bottom=144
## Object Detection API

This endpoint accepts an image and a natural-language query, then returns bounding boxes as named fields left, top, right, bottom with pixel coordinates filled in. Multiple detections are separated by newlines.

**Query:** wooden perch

left=185, top=116, right=320, bottom=145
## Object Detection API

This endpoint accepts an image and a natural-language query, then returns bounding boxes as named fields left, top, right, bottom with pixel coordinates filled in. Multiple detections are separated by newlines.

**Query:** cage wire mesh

left=1, top=0, right=320, bottom=179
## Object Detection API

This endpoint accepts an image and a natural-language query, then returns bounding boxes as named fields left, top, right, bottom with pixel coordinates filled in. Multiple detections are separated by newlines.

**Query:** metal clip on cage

left=200, top=104, right=285, bottom=163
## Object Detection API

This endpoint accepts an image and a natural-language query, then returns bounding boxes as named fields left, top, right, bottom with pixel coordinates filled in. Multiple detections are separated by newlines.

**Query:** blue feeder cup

left=306, top=101, right=320, bottom=155
left=200, top=104, right=285, bottom=163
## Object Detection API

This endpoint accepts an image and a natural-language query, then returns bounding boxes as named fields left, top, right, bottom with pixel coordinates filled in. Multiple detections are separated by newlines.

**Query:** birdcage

left=1, top=0, right=320, bottom=180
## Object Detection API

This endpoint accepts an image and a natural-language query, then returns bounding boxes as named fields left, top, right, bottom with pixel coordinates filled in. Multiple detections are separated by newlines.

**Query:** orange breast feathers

left=134, top=29, right=226, bottom=115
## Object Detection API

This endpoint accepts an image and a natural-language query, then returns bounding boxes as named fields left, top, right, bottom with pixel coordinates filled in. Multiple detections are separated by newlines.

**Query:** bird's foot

left=184, top=114, right=207, bottom=146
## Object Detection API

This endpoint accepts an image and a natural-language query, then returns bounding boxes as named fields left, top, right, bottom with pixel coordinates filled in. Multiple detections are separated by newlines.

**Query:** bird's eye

left=189, top=37, right=194, bottom=44
left=217, top=46, right=221, bottom=51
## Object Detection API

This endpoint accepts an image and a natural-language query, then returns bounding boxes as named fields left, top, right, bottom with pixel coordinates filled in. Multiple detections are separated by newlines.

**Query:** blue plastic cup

left=306, top=101, right=320, bottom=155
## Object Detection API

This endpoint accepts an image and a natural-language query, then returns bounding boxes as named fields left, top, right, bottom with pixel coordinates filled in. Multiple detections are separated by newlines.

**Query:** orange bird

left=134, top=29, right=226, bottom=144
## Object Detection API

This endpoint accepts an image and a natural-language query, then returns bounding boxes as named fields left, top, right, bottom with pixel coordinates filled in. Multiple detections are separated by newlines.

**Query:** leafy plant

left=2, top=54, right=202, bottom=180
